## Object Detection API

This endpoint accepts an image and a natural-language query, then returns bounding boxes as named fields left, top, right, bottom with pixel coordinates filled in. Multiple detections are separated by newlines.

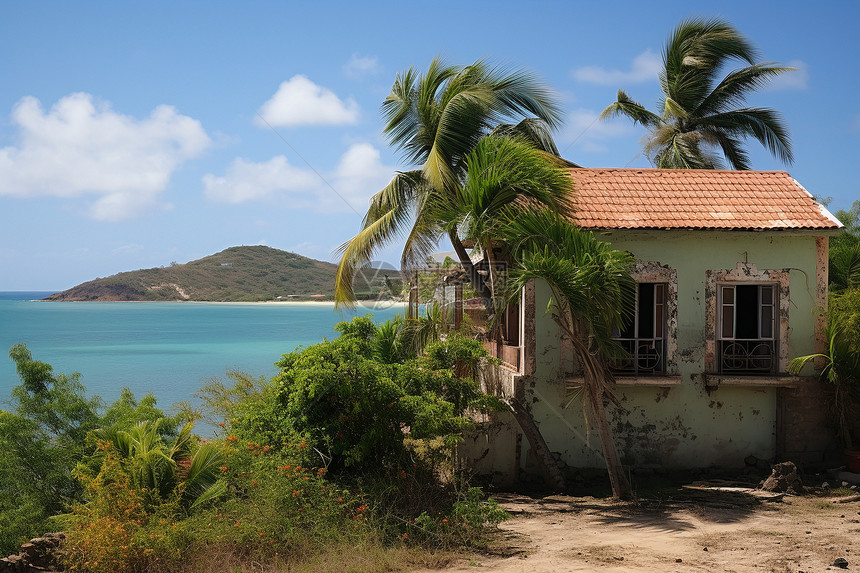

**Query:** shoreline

left=25, top=299, right=407, bottom=309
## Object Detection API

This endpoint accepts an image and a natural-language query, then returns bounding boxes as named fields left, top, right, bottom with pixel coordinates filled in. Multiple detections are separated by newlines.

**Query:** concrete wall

left=466, top=230, right=836, bottom=477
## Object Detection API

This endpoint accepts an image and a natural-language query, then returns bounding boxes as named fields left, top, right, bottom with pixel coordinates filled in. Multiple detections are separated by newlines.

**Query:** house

left=465, top=168, right=843, bottom=484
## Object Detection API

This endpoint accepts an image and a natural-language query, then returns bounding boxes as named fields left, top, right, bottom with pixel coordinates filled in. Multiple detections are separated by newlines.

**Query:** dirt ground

left=420, top=487, right=860, bottom=573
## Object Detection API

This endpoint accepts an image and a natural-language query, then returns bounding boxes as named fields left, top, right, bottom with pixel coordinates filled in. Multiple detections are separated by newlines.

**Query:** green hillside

left=44, top=246, right=400, bottom=302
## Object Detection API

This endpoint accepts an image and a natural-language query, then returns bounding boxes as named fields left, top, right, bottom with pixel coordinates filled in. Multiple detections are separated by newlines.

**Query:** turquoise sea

left=0, top=292, right=404, bottom=418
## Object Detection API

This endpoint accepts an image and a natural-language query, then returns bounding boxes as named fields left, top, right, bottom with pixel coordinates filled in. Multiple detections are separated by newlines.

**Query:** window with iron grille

left=610, top=283, right=666, bottom=375
left=717, top=283, right=777, bottom=374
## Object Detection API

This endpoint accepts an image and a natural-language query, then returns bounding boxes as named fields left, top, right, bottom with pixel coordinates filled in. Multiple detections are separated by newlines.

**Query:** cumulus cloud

left=0, top=93, right=210, bottom=221
left=343, top=54, right=382, bottom=78
left=765, top=60, right=809, bottom=91
left=256, top=75, right=360, bottom=127
left=203, top=143, right=394, bottom=212
left=572, top=50, right=662, bottom=86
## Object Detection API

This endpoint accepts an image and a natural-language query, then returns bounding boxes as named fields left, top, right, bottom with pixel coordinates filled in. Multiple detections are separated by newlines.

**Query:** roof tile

left=567, top=168, right=841, bottom=231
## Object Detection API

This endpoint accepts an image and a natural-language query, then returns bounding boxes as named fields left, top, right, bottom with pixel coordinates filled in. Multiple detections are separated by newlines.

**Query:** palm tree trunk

left=566, top=322, right=633, bottom=500
left=585, top=379, right=633, bottom=499
left=508, top=397, right=566, bottom=491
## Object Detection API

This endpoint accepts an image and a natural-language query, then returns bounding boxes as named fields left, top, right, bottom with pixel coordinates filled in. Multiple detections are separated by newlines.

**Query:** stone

left=760, top=461, right=806, bottom=494
left=833, top=557, right=849, bottom=568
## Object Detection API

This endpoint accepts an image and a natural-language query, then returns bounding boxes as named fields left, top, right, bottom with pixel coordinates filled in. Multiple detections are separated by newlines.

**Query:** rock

left=1, top=532, right=65, bottom=571
left=833, top=557, right=849, bottom=568
left=760, top=461, right=806, bottom=494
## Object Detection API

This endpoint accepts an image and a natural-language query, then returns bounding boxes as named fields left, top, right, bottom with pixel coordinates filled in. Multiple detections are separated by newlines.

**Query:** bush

left=263, top=316, right=498, bottom=473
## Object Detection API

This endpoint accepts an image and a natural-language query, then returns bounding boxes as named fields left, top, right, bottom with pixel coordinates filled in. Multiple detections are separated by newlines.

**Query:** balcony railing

left=483, top=339, right=521, bottom=371
left=609, top=338, right=665, bottom=375
left=719, top=339, right=776, bottom=374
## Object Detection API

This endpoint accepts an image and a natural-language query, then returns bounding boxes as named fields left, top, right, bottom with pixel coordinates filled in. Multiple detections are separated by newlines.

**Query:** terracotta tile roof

left=567, top=168, right=842, bottom=231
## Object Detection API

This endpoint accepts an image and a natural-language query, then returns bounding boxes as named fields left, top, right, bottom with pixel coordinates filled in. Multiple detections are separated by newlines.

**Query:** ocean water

left=0, top=293, right=404, bottom=418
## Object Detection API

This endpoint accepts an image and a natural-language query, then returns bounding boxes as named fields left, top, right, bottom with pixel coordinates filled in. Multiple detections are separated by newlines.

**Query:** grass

left=46, top=245, right=402, bottom=302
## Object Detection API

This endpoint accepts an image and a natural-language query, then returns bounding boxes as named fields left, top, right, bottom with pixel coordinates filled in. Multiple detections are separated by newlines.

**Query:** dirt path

left=420, top=490, right=860, bottom=572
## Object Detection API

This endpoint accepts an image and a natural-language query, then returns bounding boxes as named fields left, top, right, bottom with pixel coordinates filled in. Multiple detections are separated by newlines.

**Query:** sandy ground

left=420, top=488, right=860, bottom=573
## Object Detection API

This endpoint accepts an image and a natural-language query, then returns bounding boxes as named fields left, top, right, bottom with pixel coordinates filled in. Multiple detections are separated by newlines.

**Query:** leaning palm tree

left=503, top=211, right=635, bottom=499
left=431, top=135, right=574, bottom=305
left=335, top=58, right=566, bottom=308
left=600, top=18, right=794, bottom=169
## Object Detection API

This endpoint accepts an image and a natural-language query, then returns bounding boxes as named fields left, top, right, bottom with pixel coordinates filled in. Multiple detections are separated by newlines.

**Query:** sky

left=1, top=0, right=858, bottom=290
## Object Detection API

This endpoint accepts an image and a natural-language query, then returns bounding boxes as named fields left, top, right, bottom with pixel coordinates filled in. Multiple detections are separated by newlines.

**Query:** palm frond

left=491, top=118, right=561, bottom=156
left=700, top=107, right=794, bottom=165
left=696, top=63, right=796, bottom=116
left=335, top=171, right=424, bottom=308
left=600, top=90, right=662, bottom=127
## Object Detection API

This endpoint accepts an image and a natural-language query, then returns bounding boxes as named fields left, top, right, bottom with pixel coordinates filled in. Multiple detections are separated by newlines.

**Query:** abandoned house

left=463, top=168, right=843, bottom=483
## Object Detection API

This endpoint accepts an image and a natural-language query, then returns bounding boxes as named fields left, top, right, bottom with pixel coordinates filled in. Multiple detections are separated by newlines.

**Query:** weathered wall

left=518, top=231, right=828, bottom=470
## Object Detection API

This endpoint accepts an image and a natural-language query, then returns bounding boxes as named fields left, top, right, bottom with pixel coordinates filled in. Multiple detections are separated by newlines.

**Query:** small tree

left=503, top=212, right=635, bottom=499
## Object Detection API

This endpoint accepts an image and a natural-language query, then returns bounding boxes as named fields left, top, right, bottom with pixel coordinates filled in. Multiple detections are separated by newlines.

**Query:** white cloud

left=558, top=108, right=637, bottom=155
left=572, top=50, right=662, bottom=86
left=765, top=60, right=809, bottom=91
left=0, top=93, right=210, bottom=221
left=203, top=143, right=394, bottom=212
left=256, top=75, right=360, bottom=127
left=343, top=54, right=382, bottom=78
left=202, top=156, right=319, bottom=204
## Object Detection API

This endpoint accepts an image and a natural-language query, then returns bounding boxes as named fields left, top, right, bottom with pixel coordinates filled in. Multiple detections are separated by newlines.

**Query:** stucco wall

left=520, top=230, right=826, bottom=470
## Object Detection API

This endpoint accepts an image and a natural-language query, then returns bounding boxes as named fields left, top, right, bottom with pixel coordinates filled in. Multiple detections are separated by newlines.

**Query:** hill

left=44, top=246, right=398, bottom=302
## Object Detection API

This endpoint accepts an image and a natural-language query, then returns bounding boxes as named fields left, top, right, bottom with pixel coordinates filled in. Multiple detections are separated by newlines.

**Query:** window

left=611, top=283, right=667, bottom=375
left=717, top=284, right=777, bottom=374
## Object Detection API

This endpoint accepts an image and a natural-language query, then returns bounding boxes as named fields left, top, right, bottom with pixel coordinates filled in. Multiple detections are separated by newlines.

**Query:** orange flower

left=259, top=531, right=264, bottom=537
left=402, top=533, right=408, bottom=539
left=226, top=436, right=237, bottom=442
left=218, top=422, right=225, bottom=427
left=442, top=518, right=448, bottom=524
left=219, top=466, right=228, bottom=472
left=235, top=521, right=241, bottom=527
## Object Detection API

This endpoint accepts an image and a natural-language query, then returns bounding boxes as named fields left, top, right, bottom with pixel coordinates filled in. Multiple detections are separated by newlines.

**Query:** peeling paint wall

left=510, top=231, right=823, bottom=471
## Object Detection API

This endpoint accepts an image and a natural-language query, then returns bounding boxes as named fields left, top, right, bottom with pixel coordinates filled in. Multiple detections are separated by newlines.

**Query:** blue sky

left=1, top=0, right=857, bottom=290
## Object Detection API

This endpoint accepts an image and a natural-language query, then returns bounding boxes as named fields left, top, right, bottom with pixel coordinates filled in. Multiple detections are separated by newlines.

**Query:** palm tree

left=95, top=419, right=226, bottom=510
left=600, top=18, right=794, bottom=170
left=431, top=135, right=574, bottom=305
left=503, top=211, right=635, bottom=499
left=335, top=58, right=566, bottom=308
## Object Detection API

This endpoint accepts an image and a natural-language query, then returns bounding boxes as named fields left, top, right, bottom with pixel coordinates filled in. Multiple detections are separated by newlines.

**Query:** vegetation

left=335, top=58, right=572, bottom=308
left=601, top=18, right=794, bottom=169
left=502, top=212, right=636, bottom=499
left=0, top=344, right=176, bottom=555
left=44, top=246, right=398, bottom=302
left=790, top=201, right=860, bottom=449
left=1, top=319, right=508, bottom=571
